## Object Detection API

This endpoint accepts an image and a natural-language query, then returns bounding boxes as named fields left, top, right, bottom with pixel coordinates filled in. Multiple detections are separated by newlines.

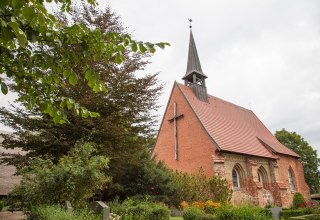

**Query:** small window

left=232, top=169, right=239, bottom=188
left=257, top=166, right=269, bottom=189
left=232, top=163, right=246, bottom=189
left=288, top=169, right=295, bottom=191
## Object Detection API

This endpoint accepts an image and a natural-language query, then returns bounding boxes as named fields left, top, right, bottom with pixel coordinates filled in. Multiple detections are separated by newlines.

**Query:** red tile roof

left=177, top=83, right=300, bottom=159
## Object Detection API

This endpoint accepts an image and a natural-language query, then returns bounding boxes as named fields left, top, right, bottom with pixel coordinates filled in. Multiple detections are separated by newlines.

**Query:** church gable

left=152, top=82, right=218, bottom=176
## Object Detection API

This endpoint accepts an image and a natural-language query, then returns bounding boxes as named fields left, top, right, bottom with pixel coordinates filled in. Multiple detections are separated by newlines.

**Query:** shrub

left=292, top=193, right=306, bottom=209
left=215, top=205, right=272, bottom=220
left=183, top=206, right=205, bottom=220
left=11, top=142, right=110, bottom=209
left=109, top=199, right=170, bottom=220
left=170, top=168, right=232, bottom=206
left=280, top=209, right=310, bottom=219
left=0, top=200, right=4, bottom=211
left=28, top=205, right=101, bottom=220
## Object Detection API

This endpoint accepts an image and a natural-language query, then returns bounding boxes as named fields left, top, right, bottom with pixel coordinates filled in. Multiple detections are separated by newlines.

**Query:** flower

left=180, top=201, right=189, bottom=209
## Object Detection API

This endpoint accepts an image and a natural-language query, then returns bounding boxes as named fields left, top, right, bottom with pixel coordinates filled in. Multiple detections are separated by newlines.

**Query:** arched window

left=232, top=163, right=246, bottom=189
left=257, top=166, right=269, bottom=189
left=288, top=168, right=295, bottom=191
left=232, top=169, right=239, bottom=188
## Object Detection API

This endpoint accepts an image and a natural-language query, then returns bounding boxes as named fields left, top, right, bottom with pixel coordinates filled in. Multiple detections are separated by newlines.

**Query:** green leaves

left=1, top=82, right=8, bottom=94
left=22, top=6, right=35, bottom=22
left=12, top=0, right=24, bottom=9
left=68, top=72, right=78, bottom=86
left=8, top=21, right=27, bottom=47
left=0, top=0, right=169, bottom=124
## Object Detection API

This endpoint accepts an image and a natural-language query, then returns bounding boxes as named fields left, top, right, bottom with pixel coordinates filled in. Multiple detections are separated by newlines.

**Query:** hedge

left=110, top=200, right=170, bottom=220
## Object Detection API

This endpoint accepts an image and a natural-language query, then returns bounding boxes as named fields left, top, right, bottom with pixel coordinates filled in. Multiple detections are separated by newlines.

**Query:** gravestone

left=64, top=201, right=73, bottom=212
left=269, top=207, right=282, bottom=220
left=89, top=201, right=110, bottom=220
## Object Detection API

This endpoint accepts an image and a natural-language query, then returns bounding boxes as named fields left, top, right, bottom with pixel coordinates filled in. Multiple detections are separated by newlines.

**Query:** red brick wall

left=277, top=155, right=311, bottom=205
left=152, top=83, right=217, bottom=176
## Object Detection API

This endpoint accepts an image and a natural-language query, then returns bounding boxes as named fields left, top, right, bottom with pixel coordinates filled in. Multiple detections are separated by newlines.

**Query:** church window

left=232, top=163, right=246, bottom=189
left=288, top=168, right=295, bottom=191
left=232, top=169, right=239, bottom=188
left=257, top=166, right=269, bottom=189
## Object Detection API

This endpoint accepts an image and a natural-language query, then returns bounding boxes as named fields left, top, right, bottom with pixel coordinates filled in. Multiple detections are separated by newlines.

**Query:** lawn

left=170, top=217, right=183, bottom=220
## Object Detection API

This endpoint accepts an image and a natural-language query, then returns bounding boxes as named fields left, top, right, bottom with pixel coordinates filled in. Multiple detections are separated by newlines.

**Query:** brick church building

left=152, top=28, right=310, bottom=207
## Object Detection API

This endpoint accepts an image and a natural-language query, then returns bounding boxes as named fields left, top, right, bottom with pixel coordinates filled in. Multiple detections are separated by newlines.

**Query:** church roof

left=182, top=30, right=207, bottom=80
left=176, top=83, right=300, bottom=159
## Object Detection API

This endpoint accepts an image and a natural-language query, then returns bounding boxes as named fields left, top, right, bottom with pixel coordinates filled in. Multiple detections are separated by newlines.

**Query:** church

left=151, top=28, right=310, bottom=207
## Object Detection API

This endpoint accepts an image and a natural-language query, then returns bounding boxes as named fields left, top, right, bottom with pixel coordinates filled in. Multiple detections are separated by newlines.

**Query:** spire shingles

left=183, top=30, right=207, bottom=80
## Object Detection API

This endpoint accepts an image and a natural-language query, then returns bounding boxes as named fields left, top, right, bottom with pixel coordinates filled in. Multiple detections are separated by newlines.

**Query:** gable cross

left=168, top=102, right=184, bottom=160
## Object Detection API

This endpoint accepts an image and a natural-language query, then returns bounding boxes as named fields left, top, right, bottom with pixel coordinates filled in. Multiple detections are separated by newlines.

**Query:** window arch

left=288, top=167, right=295, bottom=191
left=232, top=163, right=246, bottom=189
left=257, top=166, right=269, bottom=189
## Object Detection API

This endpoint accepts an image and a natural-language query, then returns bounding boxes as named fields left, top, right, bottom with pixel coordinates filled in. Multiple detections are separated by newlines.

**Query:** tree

left=0, top=4, right=163, bottom=199
left=0, top=0, right=168, bottom=123
left=275, top=129, right=320, bottom=193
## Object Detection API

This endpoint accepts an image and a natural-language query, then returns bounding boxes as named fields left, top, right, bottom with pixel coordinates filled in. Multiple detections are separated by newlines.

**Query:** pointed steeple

left=182, top=20, right=208, bottom=102
left=182, top=30, right=207, bottom=81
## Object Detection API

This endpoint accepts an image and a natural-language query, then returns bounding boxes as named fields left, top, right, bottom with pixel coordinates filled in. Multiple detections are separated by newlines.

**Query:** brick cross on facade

left=168, top=102, right=184, bottom=160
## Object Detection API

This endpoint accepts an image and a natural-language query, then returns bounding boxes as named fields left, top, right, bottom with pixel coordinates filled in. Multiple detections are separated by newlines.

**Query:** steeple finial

left=188, top=18, right=192, bottom=29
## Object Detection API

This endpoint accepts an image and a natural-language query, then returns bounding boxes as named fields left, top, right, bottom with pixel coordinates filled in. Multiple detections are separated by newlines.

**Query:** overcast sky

left=1, top=0, right=319, bottom=154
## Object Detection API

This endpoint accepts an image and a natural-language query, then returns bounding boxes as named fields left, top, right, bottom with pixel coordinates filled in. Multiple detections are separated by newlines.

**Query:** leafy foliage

left=28, top=205, right=101, bottom=220
left=0, top=0, right=169, bottom=123
left=215, top=205, right=272, bottom=220
left=170, top=168, right=232, bottom=206
left=292, top=193, right=306, bottom=209
left=11, top=142, right=110, bottom=209
left=280, top=209, right=310, bottom=219
left=183, top=206, right=206, bottom=220
left=0, top=4, right=163, bottom=200
left=275, top=129, right=320, bottom=193
left=109, top=198, right=170, bottom=220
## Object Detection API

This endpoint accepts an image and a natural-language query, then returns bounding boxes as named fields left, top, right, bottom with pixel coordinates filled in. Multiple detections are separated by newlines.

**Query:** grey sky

left=0, top=0, right=319, bottom=154
left=104, top=0, right=320, bottom=153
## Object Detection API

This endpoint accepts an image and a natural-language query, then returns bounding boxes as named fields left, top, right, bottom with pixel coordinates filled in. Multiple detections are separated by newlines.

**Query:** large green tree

left=0, top=0, right=168, bottom=123
left=0, top=4, right=163, bottom=199
left=275, top=129, right=320, bottom=193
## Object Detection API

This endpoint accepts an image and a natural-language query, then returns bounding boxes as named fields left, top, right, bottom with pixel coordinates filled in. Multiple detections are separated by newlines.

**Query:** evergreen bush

left=292, top=193, right=305, bottom=209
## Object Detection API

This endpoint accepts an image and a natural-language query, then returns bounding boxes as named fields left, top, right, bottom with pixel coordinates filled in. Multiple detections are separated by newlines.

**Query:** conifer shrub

left=292, top=193, right=306, bottom=209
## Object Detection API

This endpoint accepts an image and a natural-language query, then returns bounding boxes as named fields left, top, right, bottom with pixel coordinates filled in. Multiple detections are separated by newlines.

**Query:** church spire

left=183, top=29, right=207, bottom=80
left=182, top=19, right=208, bottom=102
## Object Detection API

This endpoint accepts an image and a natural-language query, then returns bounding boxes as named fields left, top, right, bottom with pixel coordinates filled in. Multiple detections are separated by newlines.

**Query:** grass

left=170, top=217, right=183, bottom=220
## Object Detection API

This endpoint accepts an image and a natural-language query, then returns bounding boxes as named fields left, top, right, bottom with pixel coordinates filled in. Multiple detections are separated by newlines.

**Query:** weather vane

left=188, top=18, right=192, bottom=29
